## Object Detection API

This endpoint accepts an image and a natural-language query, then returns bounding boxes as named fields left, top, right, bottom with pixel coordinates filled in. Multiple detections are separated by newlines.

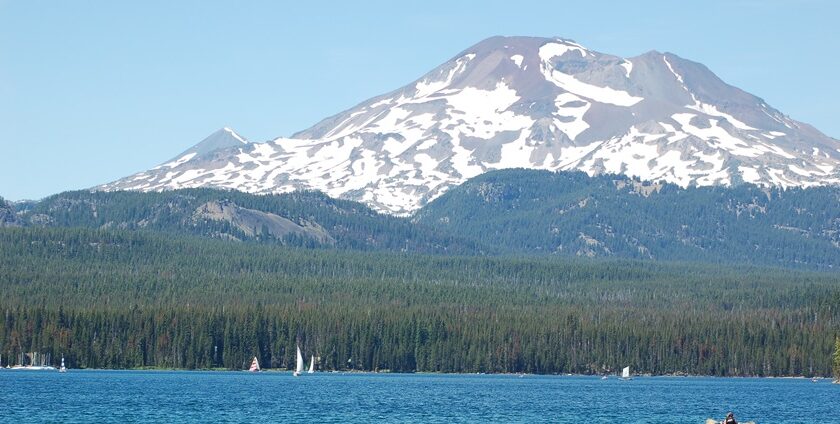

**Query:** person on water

left=723, top=412, right=737, bottom=424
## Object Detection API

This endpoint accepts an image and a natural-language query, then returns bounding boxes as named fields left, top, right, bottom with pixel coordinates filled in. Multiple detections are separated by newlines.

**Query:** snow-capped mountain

left=100, top=36, right=840, bottom=215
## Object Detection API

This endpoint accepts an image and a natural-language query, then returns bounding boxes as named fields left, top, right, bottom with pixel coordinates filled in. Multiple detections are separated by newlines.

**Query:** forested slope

left=1, top=227, right=837, bottom=375
left=6, top=170, right=840, bottom=269
left=13, top=189, right=481, bottom=254
left=416, top=170, right=840, bottom=269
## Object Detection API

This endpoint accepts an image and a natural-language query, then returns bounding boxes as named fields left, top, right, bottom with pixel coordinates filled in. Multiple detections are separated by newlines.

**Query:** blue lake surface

left=0, top=370, right=837, bottom=423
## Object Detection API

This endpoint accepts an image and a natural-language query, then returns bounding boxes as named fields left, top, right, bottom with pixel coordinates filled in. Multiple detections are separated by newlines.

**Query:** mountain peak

left=222, top=127, right=247, bottom=143
left=464, top=35, right=585, bottom=50
left=174, top=127, right=248, bottom=159
left=100, top=37, right=840, bottom=214
left=140, top=128, right=252, bottom=175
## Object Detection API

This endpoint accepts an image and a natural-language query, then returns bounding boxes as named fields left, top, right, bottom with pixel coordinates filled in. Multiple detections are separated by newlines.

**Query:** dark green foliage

left=416, top=169, right=840, bottom=269
left=1, top=227, right=837, bottom=376
left=17, top=189, right=482, bottom=254
left=834, top=336, right=840, bottom=382
left=0, top=196, right=21, bottom=227
left=3, top=171, right=839, bottom=375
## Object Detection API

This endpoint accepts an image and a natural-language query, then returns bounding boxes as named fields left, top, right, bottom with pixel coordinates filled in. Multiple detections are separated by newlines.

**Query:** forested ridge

left=1, top=227, right=838, bottom=376
left=4, top=169, right=840, bottom=269
left=8, top=189, right=483, bottom=254
left=417, top=170, right=840, bottom=269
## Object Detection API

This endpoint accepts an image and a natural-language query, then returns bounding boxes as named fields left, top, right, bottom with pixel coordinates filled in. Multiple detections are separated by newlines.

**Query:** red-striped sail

left=248, top=356, right=260, bottom=372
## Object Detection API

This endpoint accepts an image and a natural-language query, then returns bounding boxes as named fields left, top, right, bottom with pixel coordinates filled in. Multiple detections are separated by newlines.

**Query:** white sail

left=248, top=356, right=260, bottom=372
left=294, top=345, right=304, bottom=375
left=621, top=366, right=631, bottom=378
left=308, top=356, right=315, bottom=373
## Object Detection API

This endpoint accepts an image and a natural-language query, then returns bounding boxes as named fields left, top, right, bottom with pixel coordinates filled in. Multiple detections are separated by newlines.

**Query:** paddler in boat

left=723, top=412, right=737, bottom=424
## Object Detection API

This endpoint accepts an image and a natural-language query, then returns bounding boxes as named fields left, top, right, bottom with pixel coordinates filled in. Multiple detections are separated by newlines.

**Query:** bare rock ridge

left=193, top=199, right=335, bottom=244
left=99, top=36, right=840, bottom=215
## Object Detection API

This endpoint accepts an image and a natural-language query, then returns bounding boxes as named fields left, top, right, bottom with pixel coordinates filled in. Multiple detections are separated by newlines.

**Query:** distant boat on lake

left=59, top=355, right=66, bottom=373
left=293, top=346, right=304, bottom=377
left=705, top=418, right=756, bottom=424
left=620, top=366, right=631, bottom=380
left=248, top=356, right=260, bottom=372
left=308, top=356, right=315, bottom=374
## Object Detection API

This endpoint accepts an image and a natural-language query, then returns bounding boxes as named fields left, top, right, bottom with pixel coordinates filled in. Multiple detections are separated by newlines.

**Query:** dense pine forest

left=1, top=227, right=838, bottom=376
left=417, top=170, right=840, bottom=269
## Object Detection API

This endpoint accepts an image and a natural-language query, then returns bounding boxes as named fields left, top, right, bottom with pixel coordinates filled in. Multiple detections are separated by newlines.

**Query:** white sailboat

left=308, top=355, right=315, bottom=374
left=620, top=366, right=631, bottom=380
left=59, top=355, right=67, bottom=373
left=293, top=345, right=304, bottom=377
left=248, top=356, right=261, bottom=372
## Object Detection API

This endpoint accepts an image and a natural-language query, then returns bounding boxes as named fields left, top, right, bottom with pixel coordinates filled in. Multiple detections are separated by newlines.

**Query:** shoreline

left=5, top=367, right=833, bottom=380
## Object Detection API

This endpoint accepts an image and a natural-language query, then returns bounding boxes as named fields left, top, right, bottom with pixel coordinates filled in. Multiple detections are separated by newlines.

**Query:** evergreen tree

left=833, top=336, right=840, bottom=383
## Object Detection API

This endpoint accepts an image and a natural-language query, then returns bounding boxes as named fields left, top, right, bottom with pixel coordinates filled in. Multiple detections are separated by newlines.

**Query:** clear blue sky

left=1, top=0, right=837, bottom=200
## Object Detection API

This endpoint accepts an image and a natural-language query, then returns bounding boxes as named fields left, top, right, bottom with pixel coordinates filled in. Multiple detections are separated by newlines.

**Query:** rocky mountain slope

left=100, top=36, right=840, bottom=215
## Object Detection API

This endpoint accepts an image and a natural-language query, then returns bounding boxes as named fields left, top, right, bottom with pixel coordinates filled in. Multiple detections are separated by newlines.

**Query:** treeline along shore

left=1, top=227, right=838, bottom=376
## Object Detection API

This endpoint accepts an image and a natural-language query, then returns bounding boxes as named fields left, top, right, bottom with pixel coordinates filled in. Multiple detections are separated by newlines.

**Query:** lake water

left=0, top=370, right=837, bottom=423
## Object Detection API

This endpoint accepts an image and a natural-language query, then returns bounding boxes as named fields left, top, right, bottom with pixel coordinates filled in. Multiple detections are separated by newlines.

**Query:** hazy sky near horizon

left=1, top=0, right=838, bottom=200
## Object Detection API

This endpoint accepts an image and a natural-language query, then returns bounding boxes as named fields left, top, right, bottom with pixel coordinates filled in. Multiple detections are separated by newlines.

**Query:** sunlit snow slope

left=100, top=36, right=840, bottom=215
